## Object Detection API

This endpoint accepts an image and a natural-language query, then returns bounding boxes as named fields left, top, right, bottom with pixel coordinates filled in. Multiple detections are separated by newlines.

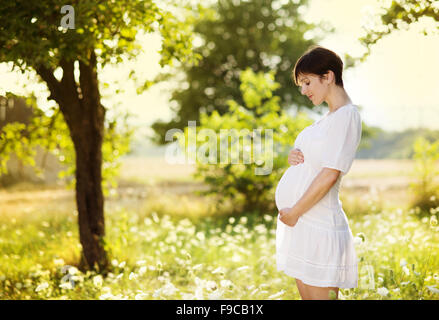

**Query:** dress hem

left=277, top=265, right=358, bottom=289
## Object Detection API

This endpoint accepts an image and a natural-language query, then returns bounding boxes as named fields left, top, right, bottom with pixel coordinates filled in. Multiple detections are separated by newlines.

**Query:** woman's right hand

left=288, top=148, right=304, bottom=166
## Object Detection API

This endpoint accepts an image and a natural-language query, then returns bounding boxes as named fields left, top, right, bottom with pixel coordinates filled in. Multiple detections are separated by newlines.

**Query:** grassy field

left=0, top=157, right=438, bottom=300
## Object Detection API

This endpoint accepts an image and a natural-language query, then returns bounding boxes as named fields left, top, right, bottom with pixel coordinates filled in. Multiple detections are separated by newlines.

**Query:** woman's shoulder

left=328, top=104, right=360, bottom=121
left=332, top=103, right=357, bottom=114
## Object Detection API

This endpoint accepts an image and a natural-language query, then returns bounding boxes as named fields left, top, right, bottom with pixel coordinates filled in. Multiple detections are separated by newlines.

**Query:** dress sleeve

left=321, top=106, right=362, bottom=176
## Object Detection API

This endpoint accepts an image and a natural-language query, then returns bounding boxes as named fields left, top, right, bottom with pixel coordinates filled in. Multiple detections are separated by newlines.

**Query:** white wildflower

left=99, top=293, right=114, bottom=300
left=263, top=214, right=273, bottom=222
left=212, top=267, right=226, bottom=275
left=220, top=280, right=234, bottom=290
left=236, top=265, right=250, bottom=271
left=268, top=290, right=285, bottom=299
left=161, top=282, right=178, bottom=296
left=194, top=287, right=204, bottom=300
left=64, top=266, right=78, bottom=275
left=181, top=292, right=195, bottom=300
left=35, top=282, right=49, bottom=292
left=208, top=289, right=223, bottom=300
left=192, top=264, right=203, bottom=271
left=377, top=287, right=389, bottom=297
left=231, top=253, right=242, bottom=262
left=136, top=260, right=147, bottom=266
left=135, top=292, right=149, bottom=300
left=53, top=258, right=65, bottom=266
left=250, top=288, right=259, bottom=296
left=129, top=272, right=138, bottom=280
left=399, top=258, right=407, bottom=267
left=151, top=212, right=160, bottom=223
left=386, top=235, right=396, bottom=244
left=93, top=275, right=103, bottom=287
left=196, top=231, right=205, bottom=242
left=59, top=282, right=73, bottom=290
left=402, top=265, right=410, bottom=276
left=426, top=285, right=439, bottom=294
left=138, top=266, right=147, bottom=276
left=152, top=289, right=161, bottom=298
left=430, top=215, right=438, bottom=227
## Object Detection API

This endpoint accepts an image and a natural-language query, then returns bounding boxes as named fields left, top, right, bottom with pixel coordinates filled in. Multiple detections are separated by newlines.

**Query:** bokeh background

left=0, top=0, right=438, bottom=300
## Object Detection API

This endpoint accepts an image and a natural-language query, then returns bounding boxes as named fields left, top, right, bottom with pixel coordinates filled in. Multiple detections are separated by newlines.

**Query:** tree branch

left=79, top=49, right=101, bottom=109
left=60, top=58, right=82, bottom=108
left=35, top=64, right=62, bottom=104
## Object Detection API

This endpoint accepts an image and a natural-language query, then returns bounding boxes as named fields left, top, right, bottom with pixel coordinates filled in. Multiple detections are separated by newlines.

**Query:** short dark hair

left=293, top=45, right=344, bottom=87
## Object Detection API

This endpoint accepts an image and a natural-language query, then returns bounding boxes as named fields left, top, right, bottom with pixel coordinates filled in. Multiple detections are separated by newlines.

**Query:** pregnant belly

left=275, top=163, right=315, bottom=210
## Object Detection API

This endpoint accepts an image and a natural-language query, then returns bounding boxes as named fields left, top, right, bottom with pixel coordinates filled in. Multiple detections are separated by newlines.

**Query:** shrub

left=408, top=136, right=439, bottom=217
left=178, top=68, right=312, bottom=213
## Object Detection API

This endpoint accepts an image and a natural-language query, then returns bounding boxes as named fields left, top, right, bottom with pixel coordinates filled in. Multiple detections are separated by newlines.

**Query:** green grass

left=0, top=182, right=438, bottom=300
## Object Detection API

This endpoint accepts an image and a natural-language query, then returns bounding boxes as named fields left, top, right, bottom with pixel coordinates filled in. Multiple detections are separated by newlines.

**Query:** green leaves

left=0, top=94, right=133, bottom=192
left=357, top=0, right=438, bottom=64
left=240, top=69, right=279, bottom=109
left=181, top=68, right=312, bottom=213
left=150, top=0, right=323, bottom=144
left=0, top=0, right=197, bottom=72
left=409, top=136, right=439, bottom=216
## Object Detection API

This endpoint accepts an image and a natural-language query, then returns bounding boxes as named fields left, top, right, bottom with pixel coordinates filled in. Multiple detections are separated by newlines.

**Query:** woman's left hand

left=279, top=207, right=300, bottom=227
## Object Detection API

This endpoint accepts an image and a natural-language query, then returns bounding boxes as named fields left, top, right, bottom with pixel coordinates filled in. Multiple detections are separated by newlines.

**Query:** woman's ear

left=326, top=70, right=335, bottom=85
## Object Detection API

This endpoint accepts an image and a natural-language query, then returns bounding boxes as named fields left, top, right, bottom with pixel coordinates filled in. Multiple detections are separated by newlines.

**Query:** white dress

left=275, top=103, right=362, bottom=288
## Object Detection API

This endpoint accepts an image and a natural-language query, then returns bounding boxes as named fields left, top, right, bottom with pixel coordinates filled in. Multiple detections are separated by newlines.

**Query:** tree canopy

left=0, top=0, right=199, bottom=272
left=151, top=0, right=331, bottom=144
left=352, top=0, right=439, bottom=64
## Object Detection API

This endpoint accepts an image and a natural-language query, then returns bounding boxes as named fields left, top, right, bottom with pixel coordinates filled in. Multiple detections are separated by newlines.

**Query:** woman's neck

left=325, top=85, right=352, bottom=113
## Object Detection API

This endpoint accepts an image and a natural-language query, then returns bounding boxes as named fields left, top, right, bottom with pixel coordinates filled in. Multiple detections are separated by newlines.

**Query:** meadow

left=0, top=157, right=438, bottom=300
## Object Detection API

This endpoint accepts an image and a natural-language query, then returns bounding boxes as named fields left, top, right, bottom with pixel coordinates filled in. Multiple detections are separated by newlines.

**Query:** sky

left=302, top=0, right=439, bottom=132
left=1, top=0, right=438, bottom=143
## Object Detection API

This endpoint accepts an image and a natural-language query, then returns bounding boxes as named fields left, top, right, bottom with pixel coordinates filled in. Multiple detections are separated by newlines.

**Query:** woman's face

left=297, top=73, right=329, bottom=105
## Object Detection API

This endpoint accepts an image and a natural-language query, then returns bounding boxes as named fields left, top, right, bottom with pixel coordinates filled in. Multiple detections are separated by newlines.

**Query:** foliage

left=356, top=127, right=439, bottom=159
left=0, top=0, right=201, bottom=190
left=0, top=93, right=133, bottom=196
left=1, top=191, right=439, bottom=300
left=0, top=0, right=203, bottom=272
left=352, top=0, right=439, bottom=64
left=0, top=0, right=199, bottom=71
left=0, top=0, right=202, bottom=191
left=177, top=68, right=312, bottom=213
left=408, top=136, right=439, bottom=216
left=151, top=0, right=329, bottom=144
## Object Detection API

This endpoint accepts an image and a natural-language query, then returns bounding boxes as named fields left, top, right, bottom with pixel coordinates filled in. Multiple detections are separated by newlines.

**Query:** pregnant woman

left=275, top=46, right=362, bottom=300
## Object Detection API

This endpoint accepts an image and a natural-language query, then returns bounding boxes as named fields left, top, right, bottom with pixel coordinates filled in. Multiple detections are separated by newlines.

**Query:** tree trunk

left=36, top=50, right=109, bottom=272
left=71, top=107, right=108, bottom=272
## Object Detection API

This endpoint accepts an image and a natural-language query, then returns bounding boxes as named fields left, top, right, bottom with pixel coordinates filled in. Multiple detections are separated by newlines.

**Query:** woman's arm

left=279, top=168, right=340, bottom=227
